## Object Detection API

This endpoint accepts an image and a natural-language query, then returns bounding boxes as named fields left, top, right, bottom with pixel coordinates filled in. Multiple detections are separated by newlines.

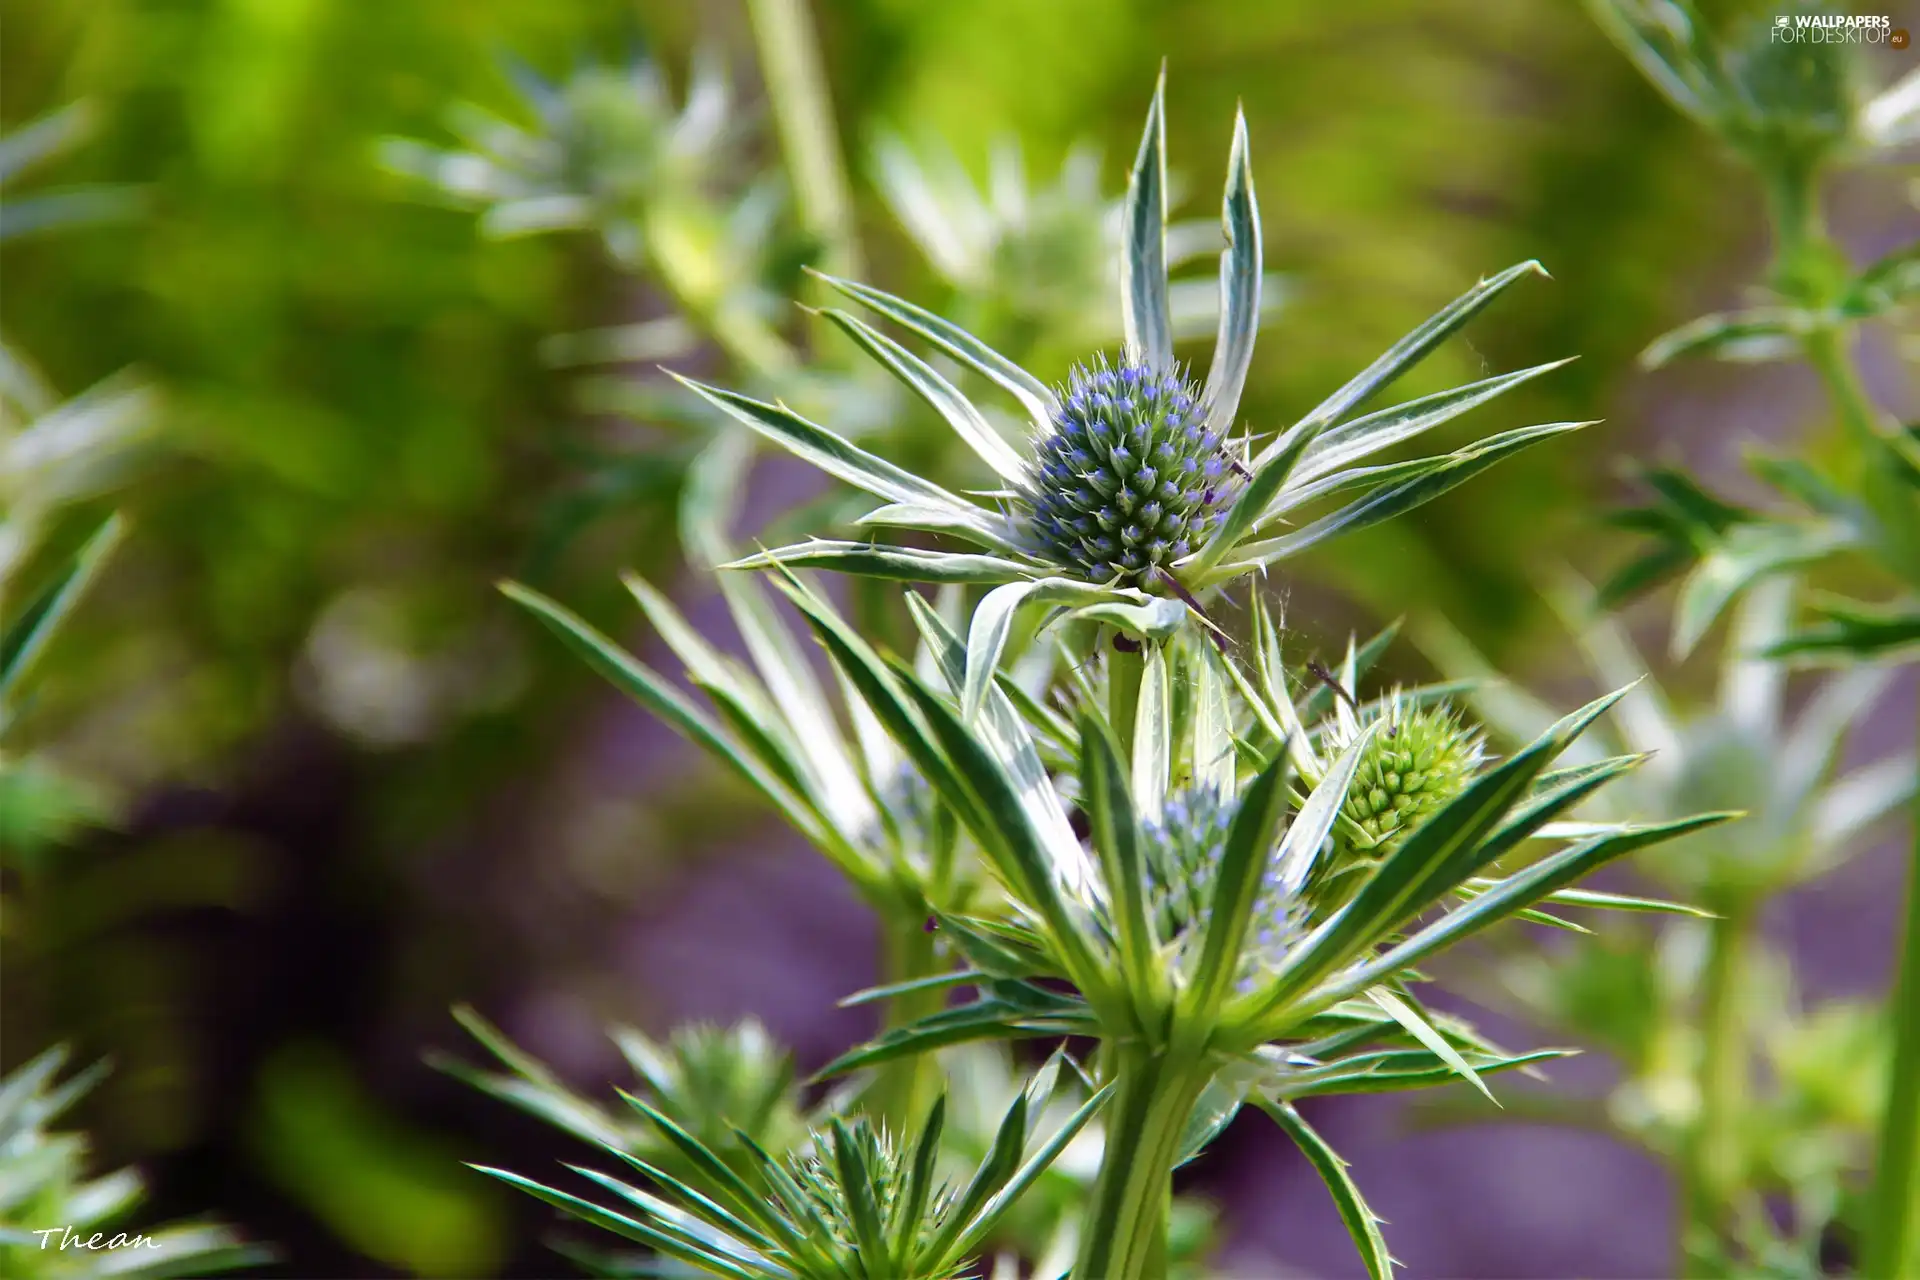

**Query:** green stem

left=1802, top=324, right=1884, bottom=460
left=744, top=0, right=861, bottom=282
left=868, top=912, right=943, bottom=1128
left=1682, top=904, right=1752, bottom=1272
left=1761, top=161, right=1823, bottom=281
left=1865, top=812, right=1920, bottom=1280
left=1075, top=1048, right=1207, bottom=1280
left=1109, top=642, right=1145, bottom=763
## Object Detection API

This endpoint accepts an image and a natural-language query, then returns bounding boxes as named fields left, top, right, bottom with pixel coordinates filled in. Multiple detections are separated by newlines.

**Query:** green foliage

left=1424, top=574, right=1914, bottom=1272
left=248, top=1042, right=504, bottom=1277
left=0, top=1048, right=267, bottom=1279
left=441, top=1007, right=809, bottom=1181
left=478, top=1051, right=1110, bottom=1280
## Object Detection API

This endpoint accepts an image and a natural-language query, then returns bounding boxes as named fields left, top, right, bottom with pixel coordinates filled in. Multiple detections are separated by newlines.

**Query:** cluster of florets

left=1026, top=358, right=1237, bottom=586
left=1143, top=785, right=1305, bottom=988
left=1308, top=697, right=1485, bottom=918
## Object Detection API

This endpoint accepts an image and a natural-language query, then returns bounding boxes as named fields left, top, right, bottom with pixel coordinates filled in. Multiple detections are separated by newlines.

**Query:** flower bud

left=1309, top=698, right=1486, bottom=918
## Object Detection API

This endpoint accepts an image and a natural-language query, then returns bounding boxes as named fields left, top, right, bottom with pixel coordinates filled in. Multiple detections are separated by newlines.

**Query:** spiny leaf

left=670, top=373, right=1009, bottom=547
left=815, top=306, right=1029, bottom=485
left=1, top=514, right=123, bottom=713
left=1121, top=67, right=1173, bottom=372
left=1260, top=1100, right=1396, bottom=1280
left=811, top=269, right=1058, bottom=428
left=1258, top=260, right=1550, bottom=468
left=725, top=540, right=1037, bottom=584
left=1203, top=106, right=1261, bottom=435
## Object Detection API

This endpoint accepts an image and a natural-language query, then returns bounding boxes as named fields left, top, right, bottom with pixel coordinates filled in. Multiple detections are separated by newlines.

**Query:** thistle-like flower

left=1334, top=698, right=1485, bottom=855
left=475, top=1054, right=1109, bottom=1280
left=681, top=72, right=1587, bottom=661
left=1142, top=783, right=1324, bottom=999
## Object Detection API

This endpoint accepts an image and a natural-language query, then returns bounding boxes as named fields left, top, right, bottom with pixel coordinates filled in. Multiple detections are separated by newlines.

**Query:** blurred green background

left=1, top=0, right=1912, bottom=1275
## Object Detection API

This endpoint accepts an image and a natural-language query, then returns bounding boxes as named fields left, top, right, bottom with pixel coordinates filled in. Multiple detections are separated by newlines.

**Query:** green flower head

left=1336, top=696, right=1486, bottom=854
left=1309, top=694, right=1486, bottom=918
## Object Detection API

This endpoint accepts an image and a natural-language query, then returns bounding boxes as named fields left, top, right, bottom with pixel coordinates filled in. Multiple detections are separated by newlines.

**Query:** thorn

left=1158, top=569, right=1230, bottom=653
left=1306, top=659, right=1366, bottom=717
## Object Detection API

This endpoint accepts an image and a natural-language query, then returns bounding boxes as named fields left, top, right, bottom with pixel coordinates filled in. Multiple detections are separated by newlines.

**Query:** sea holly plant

left=688, top=74, right=1590, bottom=688
left=465, top=63, right=1738, bottom=1280
left=487, top=558, right=1724, bottom=1277
left=767, top=580, right=1723, bottom=1279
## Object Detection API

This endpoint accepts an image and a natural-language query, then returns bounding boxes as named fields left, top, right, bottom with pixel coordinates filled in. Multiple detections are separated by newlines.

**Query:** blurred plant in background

left=1590, top=0, right=1919, bottom=662
left=0, top=101, right=150, bottom=861
left=1423, top=573, right=1913, bottom=1273
left=0, top=102, right=264, bottom=1274
left=381, top=50, right=809, bottom=382
left=1579, top=2, right=1919, bottom=1274
left=871, top=131, right=1286, bottom=367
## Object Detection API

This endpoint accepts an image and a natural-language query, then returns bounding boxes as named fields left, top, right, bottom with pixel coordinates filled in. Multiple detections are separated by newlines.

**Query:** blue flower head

left=1143, top=785, right=1305, bottom=989
left=1026, top=356, right=1237, bottom=585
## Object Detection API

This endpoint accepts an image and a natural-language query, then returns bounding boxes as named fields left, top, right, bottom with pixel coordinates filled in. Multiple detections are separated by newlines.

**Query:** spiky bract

left=786, top=1118, right=954, bottom=1264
